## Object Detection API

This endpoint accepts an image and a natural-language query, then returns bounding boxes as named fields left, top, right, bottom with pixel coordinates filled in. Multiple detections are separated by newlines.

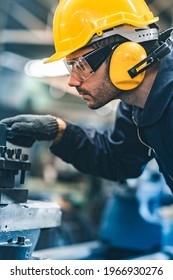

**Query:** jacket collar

left=133, top=52, right=173, bottom=127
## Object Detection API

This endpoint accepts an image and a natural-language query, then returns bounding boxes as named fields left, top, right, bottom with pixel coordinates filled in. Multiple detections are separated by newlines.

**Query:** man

left=1, top=0, right=173, bottom=192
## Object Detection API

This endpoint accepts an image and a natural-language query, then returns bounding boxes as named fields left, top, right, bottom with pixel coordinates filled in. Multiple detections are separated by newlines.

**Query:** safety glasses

left=64, top=43, right=119, bottom=82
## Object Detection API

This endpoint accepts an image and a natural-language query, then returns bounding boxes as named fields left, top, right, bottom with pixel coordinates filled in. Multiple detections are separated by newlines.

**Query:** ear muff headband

left=109, top=42, right=147, bottom=90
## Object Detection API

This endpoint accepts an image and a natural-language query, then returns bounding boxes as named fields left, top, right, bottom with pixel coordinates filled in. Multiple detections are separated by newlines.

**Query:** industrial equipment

left=0, top=123, right=61, bottom=260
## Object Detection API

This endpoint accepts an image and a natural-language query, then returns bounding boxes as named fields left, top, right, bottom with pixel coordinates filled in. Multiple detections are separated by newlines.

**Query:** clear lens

left=64, top=43, right=117, bottom=82
left=64, top=57, right=94, bottom=82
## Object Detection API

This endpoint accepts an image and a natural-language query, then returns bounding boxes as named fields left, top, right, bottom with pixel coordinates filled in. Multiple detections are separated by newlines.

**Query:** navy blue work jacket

left=50, top=51, right=173, bottom=193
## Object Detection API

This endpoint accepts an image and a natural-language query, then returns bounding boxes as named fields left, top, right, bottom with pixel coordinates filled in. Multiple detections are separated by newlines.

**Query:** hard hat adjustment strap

left=89, top=26, right=159, bottom=45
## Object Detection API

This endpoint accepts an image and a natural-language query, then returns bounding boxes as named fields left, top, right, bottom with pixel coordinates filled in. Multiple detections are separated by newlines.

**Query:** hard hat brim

left=44, top=50, right=70, bottom=64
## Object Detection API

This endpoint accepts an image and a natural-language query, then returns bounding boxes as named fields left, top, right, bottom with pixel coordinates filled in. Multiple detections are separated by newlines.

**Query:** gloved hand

left=0, top=114, right=59, bottom=147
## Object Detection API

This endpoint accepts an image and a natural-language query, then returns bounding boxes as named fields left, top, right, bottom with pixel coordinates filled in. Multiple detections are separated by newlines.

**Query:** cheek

left=95, top=64, right=110, bottom=86
left=87, top=63, right=117, bottom=98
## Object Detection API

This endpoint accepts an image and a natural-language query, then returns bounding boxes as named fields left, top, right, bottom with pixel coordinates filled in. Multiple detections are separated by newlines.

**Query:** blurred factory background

left=1, top=0, right=173, bottom=260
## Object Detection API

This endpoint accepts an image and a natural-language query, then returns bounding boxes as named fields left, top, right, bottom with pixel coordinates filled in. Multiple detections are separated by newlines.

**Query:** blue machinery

left=33, top=166, right=173, bottom=260
left=33, top=168, right=173, bottom=260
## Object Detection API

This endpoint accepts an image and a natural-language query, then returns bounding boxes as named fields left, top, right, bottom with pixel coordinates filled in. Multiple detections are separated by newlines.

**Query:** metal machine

left=1, top=121, right=173, bottom=261
left=0, top=123, right=61, bottom=260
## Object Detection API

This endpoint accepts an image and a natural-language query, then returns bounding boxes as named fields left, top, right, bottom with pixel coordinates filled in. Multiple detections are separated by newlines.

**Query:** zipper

left=132, top=115, right=173, bottom=182
left=168, top=174, right=173, bottom=181
left=137, top=129, right=153, bottom=156
left=132, top=116, right=154, bottom=156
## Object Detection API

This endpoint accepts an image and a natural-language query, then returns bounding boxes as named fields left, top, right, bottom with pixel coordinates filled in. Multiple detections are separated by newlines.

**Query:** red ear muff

left=109, top=42, right=147, bottom=90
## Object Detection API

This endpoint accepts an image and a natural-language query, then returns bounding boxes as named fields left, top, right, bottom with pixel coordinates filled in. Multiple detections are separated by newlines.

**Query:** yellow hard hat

left=45, top=0, right=159, bottom=63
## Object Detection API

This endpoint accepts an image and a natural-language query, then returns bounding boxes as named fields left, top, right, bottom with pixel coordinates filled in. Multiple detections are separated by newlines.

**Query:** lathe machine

left=0, top=123, right=61, bottom=260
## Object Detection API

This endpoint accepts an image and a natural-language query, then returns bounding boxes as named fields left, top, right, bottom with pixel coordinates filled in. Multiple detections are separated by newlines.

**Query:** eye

left=74, top=62, right=81, bottom=71
left=78, top=59, right=86, bottom=71
left=74, top=60, right=86, bottom=72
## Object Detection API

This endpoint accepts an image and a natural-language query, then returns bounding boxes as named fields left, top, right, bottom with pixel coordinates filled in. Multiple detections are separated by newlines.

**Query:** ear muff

left=109, top=42, right=147, bottom=90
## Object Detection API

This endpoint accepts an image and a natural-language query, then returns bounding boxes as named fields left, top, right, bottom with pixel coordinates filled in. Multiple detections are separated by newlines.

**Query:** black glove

left=0, top=114, right=59, bottom=147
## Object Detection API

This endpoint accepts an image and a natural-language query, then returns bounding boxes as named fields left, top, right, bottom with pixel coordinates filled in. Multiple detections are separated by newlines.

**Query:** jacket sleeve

left=49, top=102, right=152, bottom=181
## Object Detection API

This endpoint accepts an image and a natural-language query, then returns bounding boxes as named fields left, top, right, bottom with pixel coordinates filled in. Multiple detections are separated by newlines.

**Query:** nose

left=68, top=74, right=82, bottom=87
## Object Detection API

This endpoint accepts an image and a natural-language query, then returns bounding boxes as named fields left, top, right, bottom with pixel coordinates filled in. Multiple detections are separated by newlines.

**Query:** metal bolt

left=21, top=154, right=29, bottom=161
left=7, top=238, right=13, bottom=243
left=15, top=148, right=22, bottom=160
left=0, top=146, right=7, bottom=157
left=16, top=236, right=25, bottom=245
left=7, top=149, right=14, bottom=159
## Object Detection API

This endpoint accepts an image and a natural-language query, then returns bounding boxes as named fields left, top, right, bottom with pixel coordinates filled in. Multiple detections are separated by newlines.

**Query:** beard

left=76, top=73, right=120, bottom=109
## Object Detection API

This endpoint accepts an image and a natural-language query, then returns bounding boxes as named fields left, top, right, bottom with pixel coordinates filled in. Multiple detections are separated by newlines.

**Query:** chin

left=91, top=102, right=108, bottom=110
left=88, top=103, right=100, bottom=110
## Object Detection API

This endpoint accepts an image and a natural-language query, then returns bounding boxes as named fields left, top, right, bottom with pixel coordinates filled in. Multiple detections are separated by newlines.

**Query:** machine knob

left=15, top=148, right=22, bottom=160
left=0, top=146, right=7, bottom=158
left=7, top=149, right=15, bottom=159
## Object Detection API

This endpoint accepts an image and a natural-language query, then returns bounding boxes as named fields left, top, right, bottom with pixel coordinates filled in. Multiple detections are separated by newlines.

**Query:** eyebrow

left=66, top=48, right=94, bottom=63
